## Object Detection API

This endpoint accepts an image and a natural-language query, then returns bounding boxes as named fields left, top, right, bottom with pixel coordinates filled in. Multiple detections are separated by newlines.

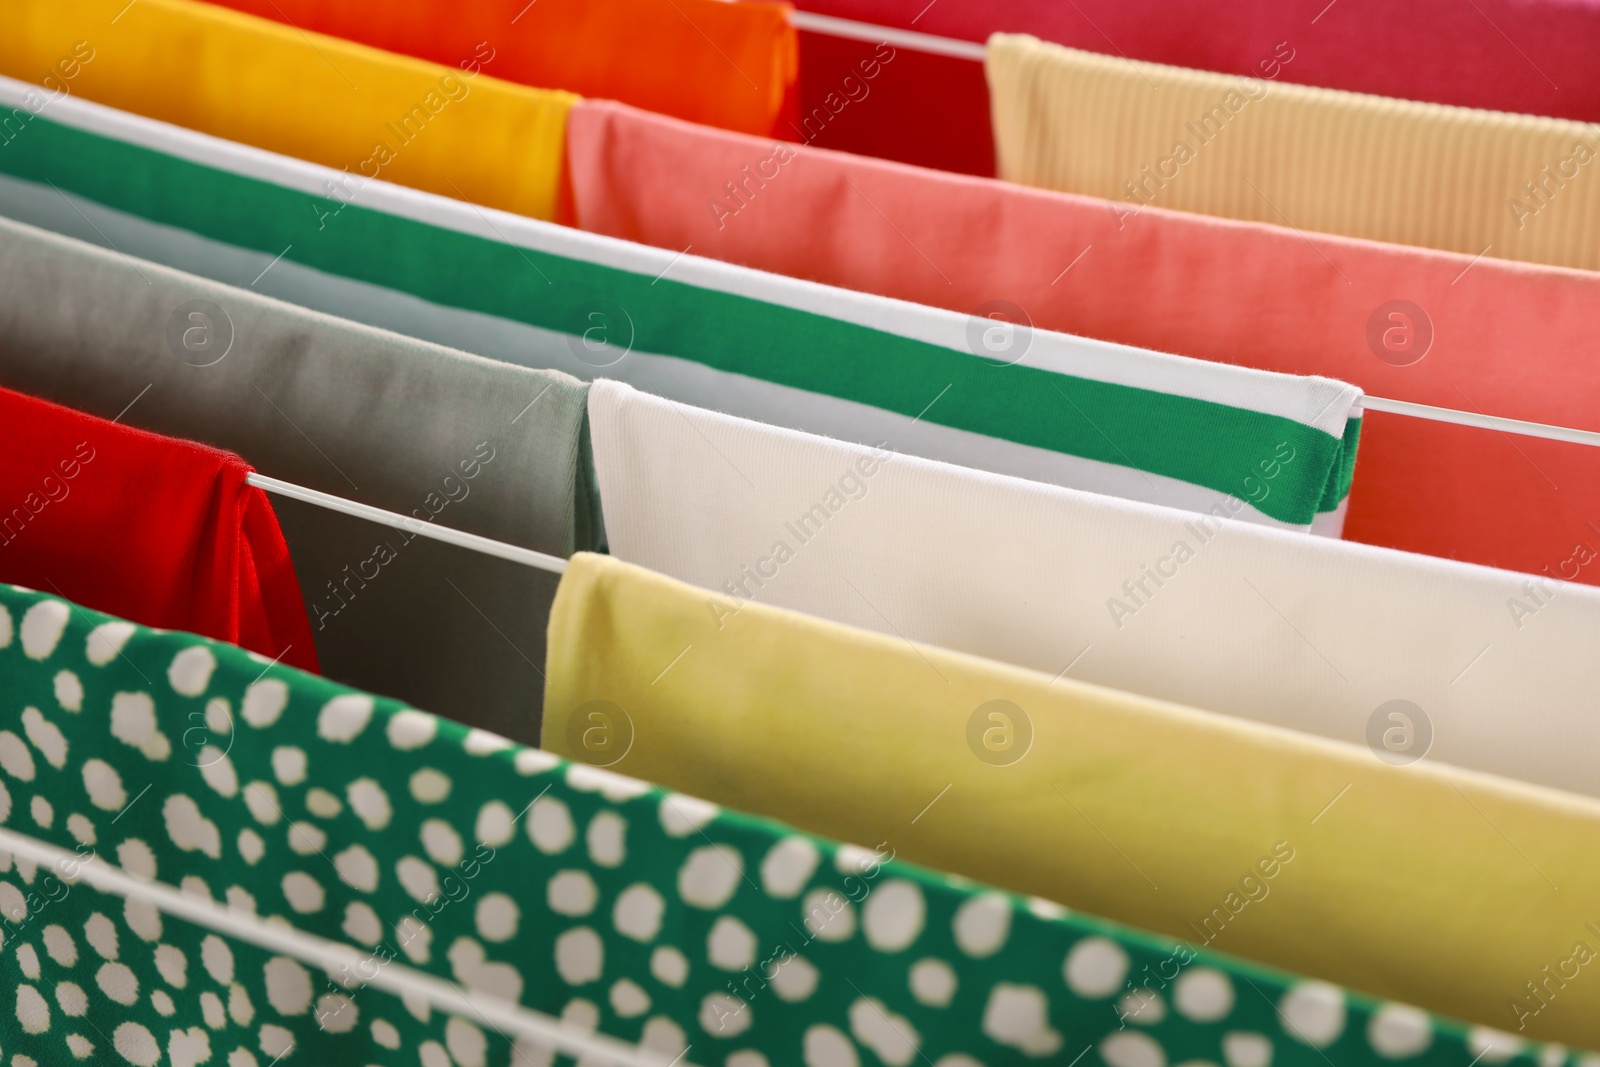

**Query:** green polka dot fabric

left=0, top=582, right=1577, bottom=1067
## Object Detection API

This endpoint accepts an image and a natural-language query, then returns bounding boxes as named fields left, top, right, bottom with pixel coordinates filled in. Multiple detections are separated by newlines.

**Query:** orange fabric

left=202, top=0, right=798, bottom=137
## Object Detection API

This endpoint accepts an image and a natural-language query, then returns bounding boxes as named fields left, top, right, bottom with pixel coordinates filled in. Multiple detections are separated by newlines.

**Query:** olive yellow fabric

left=986, top=33, right=1600, bottom=272
left=0, top=0, right=574, bottom=220
left=545, top=552, right=1600, bottom=1048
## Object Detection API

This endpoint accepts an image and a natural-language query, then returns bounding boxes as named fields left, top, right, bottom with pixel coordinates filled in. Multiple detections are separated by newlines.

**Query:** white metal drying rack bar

left=247, top=399, right=1600, bottom=576
left=246, top=473, right=568, bottom=575
left=786, top=10, right=988, bottom=60
left=0, top=826, right=697, bottom=1067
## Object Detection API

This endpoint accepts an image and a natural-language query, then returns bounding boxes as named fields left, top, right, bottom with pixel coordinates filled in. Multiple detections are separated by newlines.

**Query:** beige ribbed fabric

left=986, top=33, right=1600, bottom=271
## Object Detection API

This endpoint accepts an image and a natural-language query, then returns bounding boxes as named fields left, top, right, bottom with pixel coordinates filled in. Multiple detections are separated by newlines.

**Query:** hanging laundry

left=0, top=581, right=1488, bottom=1067
left=565, top=99, right=1600, bottom=584
left=0, top=216, right=597, bottom=742
left=986, top=35, right=1600, bottom=272
left=586, top=380, right=1600, bottom=802
left=793, top=0, right=1600, bottom=124
left=0, top=0, right=575, bottom=220
left=546, top=551, right=1600, bottom=1049
left=0, top=81, right=1363, bottom=534
left=0, top=386, right=314, bottom=670
left=790, top=27, right=995, bottom=175
left=199, top=0, right=798, bottom=138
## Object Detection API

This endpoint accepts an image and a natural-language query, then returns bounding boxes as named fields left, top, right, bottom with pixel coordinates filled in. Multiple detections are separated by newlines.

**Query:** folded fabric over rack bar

left=0, top=216, right=597, bottom=740
left=0, top=0, right=575, bottom=220
left=200, top=0, right=798, bottom=138
left=0, top=79, right=1363, bottom=532
left=567, top=97, right=1600, bottom=582
left=0, top=580, right=1493, bottom=1067
left=792, top=0, right=1600, bottom=123
left=986, top=35, right=1600, bottom=273
left=586, top=379, right=1600, bottom=803
left=546, top=550, right=1600, bottom=1048
left=0, top=385, right=314, bottom=669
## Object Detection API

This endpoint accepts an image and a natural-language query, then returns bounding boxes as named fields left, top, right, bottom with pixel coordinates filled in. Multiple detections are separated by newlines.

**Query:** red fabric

left=0, top=386, right=317, bottom=669
left=568, top=99, right=1600, bottom=585
left=793, top=31, right=992, bottom=176
left=794, top=0, right=1600, bottom=174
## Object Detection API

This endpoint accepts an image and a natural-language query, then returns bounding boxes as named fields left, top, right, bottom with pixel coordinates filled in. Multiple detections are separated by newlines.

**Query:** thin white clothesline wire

left=1360, top=396, right=1600, bottom=448
left=786, top=10, right=988, bottom=60
left=247, top=398, right=1600, bottom=576
left=0, top=827, right=695, bottom=1067
left=246, top=473, right=568, bottom=575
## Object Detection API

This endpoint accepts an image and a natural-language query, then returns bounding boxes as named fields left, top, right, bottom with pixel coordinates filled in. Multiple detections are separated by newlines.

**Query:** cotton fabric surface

left=0, top=81, right=1363, bottom=534
left=587, top=379, right=1600, bottom=804
left=0, top=386, right=314, bottom=671
left=202, top=0, right=798, bottom=138
left=0, top=216, right=595, bottom=743
left=795, top=0, right=1600, bottom=123
left=0, top=582, right=1514, bottom=1067
left=546, top=551, right=1600, bottom=1049
left=567, top=97, right=1600, bottom=583
left=986, top=35, right=1600, bottom=273
left=0, top=0, right=575, bottom=221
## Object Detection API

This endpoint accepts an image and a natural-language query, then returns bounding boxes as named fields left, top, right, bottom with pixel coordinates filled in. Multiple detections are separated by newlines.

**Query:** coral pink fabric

left=568, top=99, right=1600, bottom=585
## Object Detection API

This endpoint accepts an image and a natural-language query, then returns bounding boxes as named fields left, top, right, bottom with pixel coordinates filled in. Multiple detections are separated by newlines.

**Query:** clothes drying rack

left=247, top=392, right=1600, bottom=579
left=233, top=12, right=1600, bottom=580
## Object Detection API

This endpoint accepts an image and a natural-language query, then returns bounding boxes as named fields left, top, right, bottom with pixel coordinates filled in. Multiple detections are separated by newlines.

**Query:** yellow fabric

left=986, top=33, right=1600, bottom=272
left=546, top=552, right=1600, bottom=1048
left=0, top=0, right=575, bottom=220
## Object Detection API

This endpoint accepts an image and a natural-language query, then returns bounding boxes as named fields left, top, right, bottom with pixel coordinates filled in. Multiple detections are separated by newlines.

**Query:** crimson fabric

left=792, top=0, right=1600, bottom=175
left=0, top=386, right=317, bottom=670
left=794, top=30, right=992, bottom=176
left=567, top=99, right=1600, bottom=584
left=201, top=0, right=799, bottom=138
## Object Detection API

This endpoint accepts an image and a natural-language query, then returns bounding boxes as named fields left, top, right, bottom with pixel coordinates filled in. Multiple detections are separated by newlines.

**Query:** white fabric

left=588, top=379, right=1600, bottom=800
left=0, top=75, right=1361, bottom=533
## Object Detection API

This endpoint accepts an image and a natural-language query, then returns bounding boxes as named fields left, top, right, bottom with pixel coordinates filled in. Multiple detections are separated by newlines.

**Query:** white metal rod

left=787, top=10, right=988, bottom=61
left=245, top=395, right=1600, bottom=575
left=1363, top=395, right=1600, bottom=448
left=245, top=473, right=567, bottom=575
left=0, top=827, right=691, bottom=1067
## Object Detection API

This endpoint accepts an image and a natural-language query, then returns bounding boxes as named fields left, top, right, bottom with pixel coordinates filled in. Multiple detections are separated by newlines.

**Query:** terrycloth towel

left=0, top=0, right=575, bottom=220
left=546, top=551, right=1600, bottom=1049
left=564, top=98, right=1600, bottom=584
left=0, top=215, right=597, bottom=742
left=986, top=34, right=1600, bottom=272
left=0, top=78, right=1364, bottom=533
left=586, top=379, right=1600, bottom=806
left=201, top=0, right=797, bottom=137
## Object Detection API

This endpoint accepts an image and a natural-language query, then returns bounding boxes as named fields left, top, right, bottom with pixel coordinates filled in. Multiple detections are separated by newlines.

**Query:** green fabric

left=0, top=111, right=1356, bottom=527
left=0, top=583, right=1558, bottom=1067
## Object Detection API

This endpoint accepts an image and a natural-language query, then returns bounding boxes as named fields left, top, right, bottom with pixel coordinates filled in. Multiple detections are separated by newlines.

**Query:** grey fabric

left=0, top=215, right=600, bottom=741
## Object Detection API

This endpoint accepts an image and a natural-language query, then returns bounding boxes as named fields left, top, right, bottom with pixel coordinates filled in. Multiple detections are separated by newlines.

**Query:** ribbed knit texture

left=987, top=34, right=1600, bottom=271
